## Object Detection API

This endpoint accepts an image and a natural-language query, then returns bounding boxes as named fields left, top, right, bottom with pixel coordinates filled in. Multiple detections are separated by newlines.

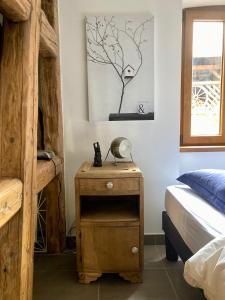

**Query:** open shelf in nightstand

left=80, top=195, right=139, bottom=222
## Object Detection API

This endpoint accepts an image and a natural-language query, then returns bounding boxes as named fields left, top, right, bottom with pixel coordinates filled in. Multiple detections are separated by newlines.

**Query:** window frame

left=181, top=6, right=225, bottom=147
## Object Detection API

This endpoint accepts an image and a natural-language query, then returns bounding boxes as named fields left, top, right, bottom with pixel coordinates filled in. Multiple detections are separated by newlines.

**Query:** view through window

left=191, top=21, right=224, bottom=136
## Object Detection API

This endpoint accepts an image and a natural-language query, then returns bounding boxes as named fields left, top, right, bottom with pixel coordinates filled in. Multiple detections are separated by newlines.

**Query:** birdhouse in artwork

left=124, top=65, right=135, bottom=78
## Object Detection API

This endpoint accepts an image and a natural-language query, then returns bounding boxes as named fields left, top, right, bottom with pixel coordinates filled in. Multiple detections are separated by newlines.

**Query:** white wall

left=58, top=0, right=182, bottom=234
left=180, top=152, right=225, bottom=174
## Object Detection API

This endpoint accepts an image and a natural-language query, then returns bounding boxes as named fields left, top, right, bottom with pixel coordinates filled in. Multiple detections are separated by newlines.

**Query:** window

left=181, top=7, right=225, bottom=149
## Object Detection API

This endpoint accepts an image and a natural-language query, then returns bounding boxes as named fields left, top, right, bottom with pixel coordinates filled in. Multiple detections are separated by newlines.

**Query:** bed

left=162, top=184, right=225, bottom=262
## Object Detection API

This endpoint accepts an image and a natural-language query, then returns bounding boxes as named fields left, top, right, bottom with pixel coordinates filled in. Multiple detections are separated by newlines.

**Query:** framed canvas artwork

left=86, top=15, right=154, bottom=121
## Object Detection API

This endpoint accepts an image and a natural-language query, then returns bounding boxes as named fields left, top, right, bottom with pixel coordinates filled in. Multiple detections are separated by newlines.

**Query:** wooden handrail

left=37, top=156, right=62, bottom=193
left=0, top=0, right=31, bottom=22
left=40, top=10, right=57, bottom=58
left=0, top=178, right=22, bottom=229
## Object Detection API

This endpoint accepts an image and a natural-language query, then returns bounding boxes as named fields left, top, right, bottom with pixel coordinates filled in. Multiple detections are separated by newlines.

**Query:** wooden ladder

left=0, top=0, right=66, bottom=299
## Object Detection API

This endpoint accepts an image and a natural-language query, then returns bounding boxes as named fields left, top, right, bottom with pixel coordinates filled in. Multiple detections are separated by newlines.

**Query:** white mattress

left=165, top=185, right=225, bottom=253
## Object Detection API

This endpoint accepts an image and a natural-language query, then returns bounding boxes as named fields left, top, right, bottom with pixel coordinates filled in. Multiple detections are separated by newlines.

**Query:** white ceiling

left=183, top=0, right=225, bottom=8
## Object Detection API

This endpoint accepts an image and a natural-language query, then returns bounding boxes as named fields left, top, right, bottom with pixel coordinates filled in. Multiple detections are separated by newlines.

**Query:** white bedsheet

left=165, top=185, right=225, bottom=253
left=184, top=236, right=225, bottom=300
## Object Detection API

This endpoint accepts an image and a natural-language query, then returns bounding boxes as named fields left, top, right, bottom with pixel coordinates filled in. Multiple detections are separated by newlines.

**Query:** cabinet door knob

left=106, top=181, right=114, bottom=189
left=131, top=246, right=139, bottom=254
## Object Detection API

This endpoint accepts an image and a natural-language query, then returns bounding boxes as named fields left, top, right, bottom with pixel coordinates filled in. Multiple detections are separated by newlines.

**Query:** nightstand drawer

left=79, top=178, right=140, bottom=195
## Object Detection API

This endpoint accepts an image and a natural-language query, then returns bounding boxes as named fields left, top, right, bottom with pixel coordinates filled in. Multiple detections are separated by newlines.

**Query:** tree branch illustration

left=86, top=16, right=151, bottom=113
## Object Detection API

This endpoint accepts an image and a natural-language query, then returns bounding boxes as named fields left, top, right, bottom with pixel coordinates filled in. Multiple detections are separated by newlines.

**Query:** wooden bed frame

left=162, top=211, right=193, bottom=263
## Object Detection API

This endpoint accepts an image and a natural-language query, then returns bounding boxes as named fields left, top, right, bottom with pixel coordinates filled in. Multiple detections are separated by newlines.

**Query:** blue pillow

left=177, top=169, right=225, bottom=213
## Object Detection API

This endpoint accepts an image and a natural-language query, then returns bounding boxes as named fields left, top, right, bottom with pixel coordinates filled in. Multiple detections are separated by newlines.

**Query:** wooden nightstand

left=75, top=161, right=144, bottom=284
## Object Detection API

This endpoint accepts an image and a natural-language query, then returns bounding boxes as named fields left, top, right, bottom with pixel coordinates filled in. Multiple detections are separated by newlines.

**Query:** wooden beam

left=0, top=0, right=41, bottom=298
left=37, top=157, right=62, bottom=193
left=40, top=10, right=57, bottom=58
left=19, top=0, right=40, bottom=295
left=0, top=0, right=31, bottom=22
left=0, top=213, right=21, bottom=299
left=45, top=176, right=63, bottom=252
left=0, top=178, right=22, bottom=229
left=40, top=0, right=66, bottom=253
left=41, top=0, right=55, bottom=27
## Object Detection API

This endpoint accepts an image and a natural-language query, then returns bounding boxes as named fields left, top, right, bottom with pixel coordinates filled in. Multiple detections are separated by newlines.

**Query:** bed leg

left=165, top=236, right=178, bottom=261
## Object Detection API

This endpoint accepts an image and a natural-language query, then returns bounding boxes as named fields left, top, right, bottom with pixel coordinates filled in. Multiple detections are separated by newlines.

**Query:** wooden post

left=0, top=214, right=20, bottom=298
left=39, top=0, right=66, bottom=253
left=0, top=0, right=41, bottom=298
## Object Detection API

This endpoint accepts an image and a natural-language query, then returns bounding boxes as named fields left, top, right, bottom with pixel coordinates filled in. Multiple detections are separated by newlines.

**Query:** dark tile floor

left=33, top=245, right=206, bottom=300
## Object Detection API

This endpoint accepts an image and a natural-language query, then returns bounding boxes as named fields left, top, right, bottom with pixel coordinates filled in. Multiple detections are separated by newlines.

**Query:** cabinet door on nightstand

left=80, top=225, right=140, bottom=272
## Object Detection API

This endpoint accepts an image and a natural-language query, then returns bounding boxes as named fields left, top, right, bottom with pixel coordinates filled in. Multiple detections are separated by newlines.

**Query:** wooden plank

left=76, top=161, right=142, bottom=178
left=0, top=20, right=23, bottom=177
left=81, top=211, right=139, bottom=223
left=0, top=0, right=31, bottom=22
left=19, top=0, right=40, bottom=296
left=180, top=145, right=225, bottom=152
left=0, top=219, right=10, bottom=298
left=40, top=0, right=66, bottom=253
left=40, top=10, right=57, bottom=58
left=139, top=176, right=144, bottom=272
left=0, top=19, right=24, bottom=299
left=0, top=213, right=20, bottom=299
left=45, top=177, right=63, bottom=253
left=40, top=0, right=64, bottom=157
left=0, top=16, right=3, bottom=58
left=39, top=57, right=64, bottom=154
left=36, top=156, right=62, bottom=193
left=0, top=0, right=41, bottom=298
left=41, top=0, right=55, bottom=28
left=0, top=178, right=22, bottom=229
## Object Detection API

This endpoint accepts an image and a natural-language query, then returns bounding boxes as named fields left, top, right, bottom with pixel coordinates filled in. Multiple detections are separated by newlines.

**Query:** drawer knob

left=106, top=181, right=114, bottom=189
left=131, top=246, right=139, bottom=254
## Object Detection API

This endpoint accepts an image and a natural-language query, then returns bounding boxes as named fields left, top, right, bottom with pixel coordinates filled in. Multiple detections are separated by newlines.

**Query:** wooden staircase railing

left=0, top=0, right=66, bottom=298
